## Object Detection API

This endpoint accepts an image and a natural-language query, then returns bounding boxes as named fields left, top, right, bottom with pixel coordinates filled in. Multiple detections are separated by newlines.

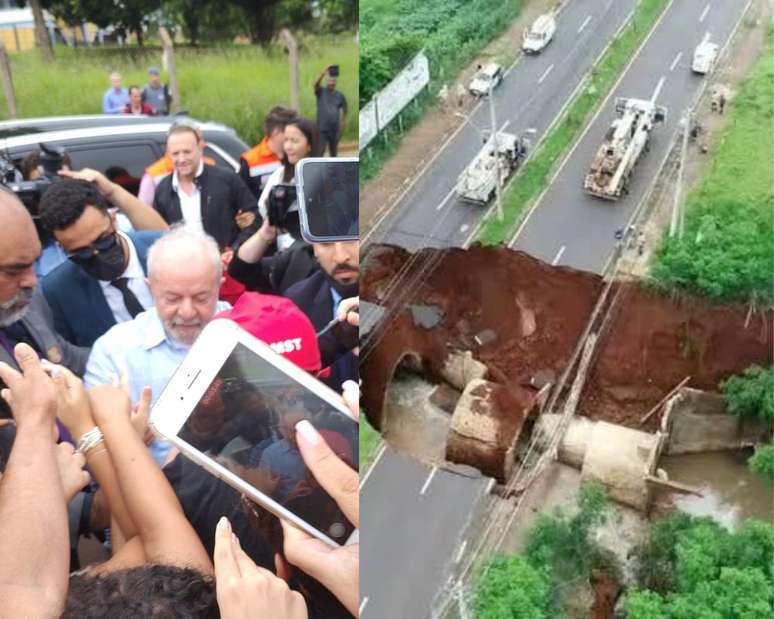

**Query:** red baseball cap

left=215, top=292, right=323, bottom=373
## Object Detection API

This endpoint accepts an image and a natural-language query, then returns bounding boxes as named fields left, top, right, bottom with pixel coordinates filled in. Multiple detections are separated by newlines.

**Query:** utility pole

left=670, top=112, right=690, bottom=238
left=488, top=82, right=504, bottom=221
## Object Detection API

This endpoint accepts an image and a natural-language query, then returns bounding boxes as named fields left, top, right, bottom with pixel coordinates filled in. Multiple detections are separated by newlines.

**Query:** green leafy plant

left=720, top=365, right=774, bottom=423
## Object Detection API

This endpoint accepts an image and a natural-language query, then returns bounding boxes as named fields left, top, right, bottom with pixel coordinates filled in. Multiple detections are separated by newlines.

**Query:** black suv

left=0, top=114, right=249, bottom=195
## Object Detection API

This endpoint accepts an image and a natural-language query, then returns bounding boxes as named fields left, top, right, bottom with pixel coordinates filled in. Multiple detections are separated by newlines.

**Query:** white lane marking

left=500, top=119, right=511, bottom=132
left=419, top=466, right=438, bottom=496
left=699, top=3, right=710, bottom=22
left=578, top=15, right=592, bottom=34
left=538, top=64, right=555, bottom=84
left=359, top=597, right=369, bottom=615
left=460, top=223, right=470, bottom=234
left=436, top=187, right=457, bottom=210
left=455, top=539, right=469, bottom=564
left=360, top=442, right=387, bottom=489
left=652, top=75, right=666, bottom=102
left=505, top=0, right=676, bottom=249
left=669, top=51, right=682, bottom=72
left=552, top=245, right=566, bottom=265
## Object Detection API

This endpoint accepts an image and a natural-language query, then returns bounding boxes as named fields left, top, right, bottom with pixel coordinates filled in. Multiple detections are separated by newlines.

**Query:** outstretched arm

left=58, top=168, right=168, bottom=231
left=0, top=344, right=70, bottom=618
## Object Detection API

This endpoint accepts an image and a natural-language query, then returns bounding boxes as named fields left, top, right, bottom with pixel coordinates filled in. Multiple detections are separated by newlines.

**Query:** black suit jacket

left=153, top=164, right=258, bottom=249
left=284, top=270, right=358, bottom=391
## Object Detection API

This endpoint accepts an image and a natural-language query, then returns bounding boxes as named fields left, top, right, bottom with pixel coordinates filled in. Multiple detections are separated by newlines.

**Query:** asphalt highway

left=511, top=0, right=750, bottom=273
left=365, top=0, right=638, bottom=250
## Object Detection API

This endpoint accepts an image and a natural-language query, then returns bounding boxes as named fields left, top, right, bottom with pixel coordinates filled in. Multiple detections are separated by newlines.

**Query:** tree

left=162, top=0, right=245, bottom=44
left=45, top=0, right=162, bottom=46
left=227, top=0, right=284, bottom=45
left=14, top=1, right=54, bottom=60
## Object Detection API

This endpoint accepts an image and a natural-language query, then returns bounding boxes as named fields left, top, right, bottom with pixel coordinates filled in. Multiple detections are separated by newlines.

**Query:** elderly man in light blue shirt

left=85, top=226, right=229, bottom=464
left=102, top=71, right=130, bottom=114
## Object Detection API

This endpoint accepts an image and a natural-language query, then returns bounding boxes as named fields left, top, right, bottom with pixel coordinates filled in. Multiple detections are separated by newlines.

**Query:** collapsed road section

left=361, top=244, right=773, bottom=483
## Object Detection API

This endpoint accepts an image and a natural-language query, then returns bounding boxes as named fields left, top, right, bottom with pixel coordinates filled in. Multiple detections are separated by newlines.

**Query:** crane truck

left=456, top=131, right=528, bottom=204
left=583, top=79, right=667, bottom=200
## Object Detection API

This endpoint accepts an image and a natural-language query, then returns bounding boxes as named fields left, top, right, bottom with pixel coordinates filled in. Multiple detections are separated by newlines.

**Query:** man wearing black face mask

left=39, top=179, right=164, bottom=347
left=283, top=240, right=358, bottom=390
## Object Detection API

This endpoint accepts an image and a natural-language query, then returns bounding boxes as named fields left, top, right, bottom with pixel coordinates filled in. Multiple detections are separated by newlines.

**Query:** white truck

left=523, top=13, right=557, bottom=54
left=583, top=82, right=667, bottom=200
left=456, top=132, right=528, bottom=204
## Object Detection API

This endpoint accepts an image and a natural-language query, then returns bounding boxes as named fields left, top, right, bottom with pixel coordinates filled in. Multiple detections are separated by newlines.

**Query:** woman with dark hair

left=228, top=117, right=322, bottom=296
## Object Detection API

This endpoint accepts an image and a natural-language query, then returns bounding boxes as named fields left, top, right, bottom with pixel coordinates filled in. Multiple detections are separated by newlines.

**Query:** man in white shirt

left=152, top=122, right=258, bottom=250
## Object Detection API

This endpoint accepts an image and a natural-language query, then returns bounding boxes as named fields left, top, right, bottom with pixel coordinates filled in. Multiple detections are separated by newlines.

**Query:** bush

left=720, top=365, right=774, bottom=423
left=749, top=444, right=774, bottom=480
left=474, top=555, right=550, bottom=619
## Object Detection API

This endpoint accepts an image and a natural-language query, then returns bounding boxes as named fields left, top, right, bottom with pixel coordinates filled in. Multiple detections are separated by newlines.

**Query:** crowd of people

left=0, top=89, right=359, bottom=617
left=100, top=65, right=348, bottom=157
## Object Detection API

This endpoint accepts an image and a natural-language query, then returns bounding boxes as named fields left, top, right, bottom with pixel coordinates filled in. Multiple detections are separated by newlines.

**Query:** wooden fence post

left=158, top=27, right=180, bottom=113
left=279, top=29, right=300, bottom=111
left=0, top=40, right=18, bottom=118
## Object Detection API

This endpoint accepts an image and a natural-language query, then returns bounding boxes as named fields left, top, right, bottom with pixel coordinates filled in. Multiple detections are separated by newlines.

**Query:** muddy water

left=659, top=450, right=774, bottom=527
left=382, top=370, right=453, bottom=464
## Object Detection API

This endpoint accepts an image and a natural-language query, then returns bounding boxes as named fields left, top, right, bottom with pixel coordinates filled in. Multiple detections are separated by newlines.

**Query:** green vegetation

left=359, top=417, right=381, bottom=471
left=721, top=365, right=774, bottom=423
left=475, top=482, right=617, bottom=617
left=477, top=0, right=669, bottom=245
left=360, top=0, right=523, bottom=181
left=626, top=513, right=774, bottom=618
left=650, top=33, right=774, bottom=302
left=0, top=37, right=358, bottom=146
left=721, top=365, right=774, bottom=480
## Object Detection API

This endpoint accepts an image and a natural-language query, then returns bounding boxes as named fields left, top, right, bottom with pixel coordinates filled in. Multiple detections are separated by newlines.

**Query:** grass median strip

left=477, top=0, right=669, bottom=246
left=360, top=417, right=382, bottom=473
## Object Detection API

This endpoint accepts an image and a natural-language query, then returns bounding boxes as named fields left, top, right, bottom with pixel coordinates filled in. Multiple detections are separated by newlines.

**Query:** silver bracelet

left=75, top=426, right=104, bottom=455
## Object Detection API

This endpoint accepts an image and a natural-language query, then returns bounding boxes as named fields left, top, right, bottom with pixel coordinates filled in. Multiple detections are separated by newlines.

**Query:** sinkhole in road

left=362, top=243, right=773, bottom=485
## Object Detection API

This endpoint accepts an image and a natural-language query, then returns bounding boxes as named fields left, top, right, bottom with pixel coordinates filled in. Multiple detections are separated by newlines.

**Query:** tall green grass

left=650, top=32, right=774, bottom=302
left=0, top=36, right=358, bottom=146
left=477, top=0, right=669, bottom=245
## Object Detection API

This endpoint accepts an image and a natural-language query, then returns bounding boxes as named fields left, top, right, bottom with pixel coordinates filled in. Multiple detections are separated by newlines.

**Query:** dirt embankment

left=361, top=244, right=773, bottom=431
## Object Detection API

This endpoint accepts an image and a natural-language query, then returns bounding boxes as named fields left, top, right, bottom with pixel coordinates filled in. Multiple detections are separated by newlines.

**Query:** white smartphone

left=150, top=319, right=359, bottom=548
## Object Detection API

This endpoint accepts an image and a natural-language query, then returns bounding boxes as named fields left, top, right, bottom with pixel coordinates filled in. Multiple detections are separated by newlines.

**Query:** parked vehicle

left=0, top=114, right=248, bottom=196
left=523, top=13, right=556, bottom=54
left=468, top=63, right=504, bottom=97
left=456, top=131, right=528, bottom=204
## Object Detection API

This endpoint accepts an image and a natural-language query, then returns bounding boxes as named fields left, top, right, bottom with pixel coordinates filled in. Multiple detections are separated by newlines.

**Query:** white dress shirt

left=99, top=231, right=154, bottom=324
left=172, top=160, right=205, bottom=234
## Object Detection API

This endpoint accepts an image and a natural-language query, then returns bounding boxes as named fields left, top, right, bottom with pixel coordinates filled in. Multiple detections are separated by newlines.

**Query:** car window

left=67, top=142, right=161, bottom=196
left=203, top=144, right=232, bottom=169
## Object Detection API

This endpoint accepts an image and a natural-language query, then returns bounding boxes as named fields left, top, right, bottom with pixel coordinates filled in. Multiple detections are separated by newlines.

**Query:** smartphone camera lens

left=329, top=522, right=346, bottom=538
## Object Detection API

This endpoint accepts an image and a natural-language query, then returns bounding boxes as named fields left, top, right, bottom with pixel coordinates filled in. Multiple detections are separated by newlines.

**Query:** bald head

left=0, top=191, right=41, bottom=324
left=147, top=227, right=222, bottom=346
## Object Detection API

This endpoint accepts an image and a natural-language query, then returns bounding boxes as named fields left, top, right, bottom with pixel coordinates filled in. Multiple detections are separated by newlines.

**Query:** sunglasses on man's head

left=67, top=231, right=118, bottom=263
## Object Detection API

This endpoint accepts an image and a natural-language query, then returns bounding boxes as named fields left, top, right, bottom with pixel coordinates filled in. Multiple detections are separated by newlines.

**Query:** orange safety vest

left=145, top=153, right=216, bottom=185
left=241, top=137, right=281, bottom=180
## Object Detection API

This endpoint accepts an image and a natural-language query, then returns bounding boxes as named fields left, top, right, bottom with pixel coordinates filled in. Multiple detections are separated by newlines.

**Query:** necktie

left=111, top=277, right=145, bottom=318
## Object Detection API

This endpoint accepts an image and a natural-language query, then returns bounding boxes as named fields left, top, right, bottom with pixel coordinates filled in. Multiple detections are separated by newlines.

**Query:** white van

left=523, top=13, right=556, bottom=54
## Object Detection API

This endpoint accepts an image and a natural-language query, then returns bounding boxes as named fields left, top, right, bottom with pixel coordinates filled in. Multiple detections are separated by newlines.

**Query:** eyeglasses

left=67, top=230, right=118, bottom=263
